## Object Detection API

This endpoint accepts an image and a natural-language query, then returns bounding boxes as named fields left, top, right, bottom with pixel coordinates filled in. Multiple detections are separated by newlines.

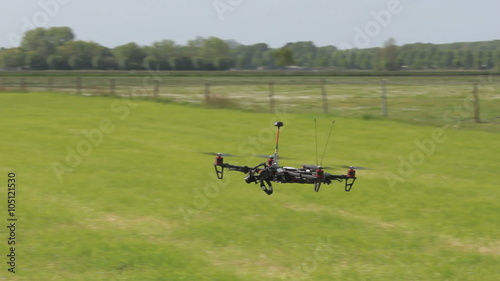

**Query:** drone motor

left=347, top=167, right=356, bottom=177
left=215, top=154, right=224, bottom=165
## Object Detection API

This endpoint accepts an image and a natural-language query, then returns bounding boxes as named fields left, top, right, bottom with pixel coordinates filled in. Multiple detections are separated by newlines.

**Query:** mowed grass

left=0, top=92, right=499, bottom=280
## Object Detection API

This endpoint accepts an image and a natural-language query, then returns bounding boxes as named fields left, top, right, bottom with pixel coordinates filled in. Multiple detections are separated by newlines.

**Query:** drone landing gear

left=260, top=180, right=273, bottom=195
left=314, top=181, right=322, bottom=192
left=214, top=165, right=224, bottom=179
left=345, top=177, right=356, bottom=192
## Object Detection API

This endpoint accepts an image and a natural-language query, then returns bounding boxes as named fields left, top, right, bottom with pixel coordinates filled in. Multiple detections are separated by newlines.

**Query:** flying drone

left=208, top=121, right=365, bottom=195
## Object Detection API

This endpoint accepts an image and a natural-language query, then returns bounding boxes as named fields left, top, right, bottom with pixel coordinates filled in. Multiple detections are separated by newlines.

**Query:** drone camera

left=274, top=121, right=284, bottom=128
left=244, top=174, right=256, bottom=184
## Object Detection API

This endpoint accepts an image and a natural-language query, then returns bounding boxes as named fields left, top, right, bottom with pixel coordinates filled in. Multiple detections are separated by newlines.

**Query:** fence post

left=76, top=76, right=82, bottom=95
left=20, top=78, right=25, bottom=91
left=269, top=81, right=275, bottom=114
left=380, top=79, right=388, bottom=117
left=47, top=77, right=54, bottom=91
left=473, top=83, right=481, bottom=123
left=321, top=78, right=329, bottom=114
left=153, top=79, right=159, bottom=97
left=109, top=78, right=115, bottom=95
left=204, top=82, right=210, bottom=101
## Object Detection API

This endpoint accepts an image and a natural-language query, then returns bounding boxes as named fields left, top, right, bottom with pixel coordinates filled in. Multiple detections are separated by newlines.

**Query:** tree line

left=1, top=27, right=500, bottom=71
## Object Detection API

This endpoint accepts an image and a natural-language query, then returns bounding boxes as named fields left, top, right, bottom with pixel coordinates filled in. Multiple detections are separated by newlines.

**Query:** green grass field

left=1, top=91, right=499, bottom=280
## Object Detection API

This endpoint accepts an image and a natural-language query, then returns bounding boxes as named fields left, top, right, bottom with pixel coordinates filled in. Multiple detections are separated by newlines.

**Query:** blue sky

left=2, top=0, right=500, bottom=49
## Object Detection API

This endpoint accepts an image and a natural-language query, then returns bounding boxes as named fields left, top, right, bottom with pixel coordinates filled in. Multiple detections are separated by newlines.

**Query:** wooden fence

left=0, top=75, right=491, bottom=124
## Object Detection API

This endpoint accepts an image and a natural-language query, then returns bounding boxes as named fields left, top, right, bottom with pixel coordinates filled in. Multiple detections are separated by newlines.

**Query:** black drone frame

left=213, top=121, right=357, bottom=195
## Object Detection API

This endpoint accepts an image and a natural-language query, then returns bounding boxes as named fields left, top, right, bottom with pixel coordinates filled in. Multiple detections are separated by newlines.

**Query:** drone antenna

left=314, top=118, right=319, bottom=166
left=319, top=120, right=335, bottom=166
left=274, top=121, right=284, bottom=165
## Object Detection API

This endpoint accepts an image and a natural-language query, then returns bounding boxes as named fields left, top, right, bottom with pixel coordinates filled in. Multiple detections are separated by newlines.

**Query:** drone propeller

left=301, top=164, right=331, bottom=170
left=302, top=164, right=371, bottom=170
left=334, top=165, right=371, bottom=170
left=255, top=154, right=291, bottom=160
left=256, top=154, right=273, bottom=158
left=201, top=152, right=239, bottom=157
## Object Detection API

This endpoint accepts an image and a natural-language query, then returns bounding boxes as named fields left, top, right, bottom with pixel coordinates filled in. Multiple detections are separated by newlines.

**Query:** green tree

left=233, top=45, right=252, bottom=69
left=113, top=42, right=146, bottom=70
left=357, top=50, right=374, bottom=69
left=495, top=50, right=500, bottom=71
left=57, top=40, right=104, bottom=69
left=464, top=51, right=474, bottom=69
left=230, top=43, right=270, bottom=69
left=453, top=50, right=463, bottom=68
left=171, top=56, right=194, bottom=70
left=21, top=27, right=74, bottom=56
left=46, top=55, right=69, bottom=70
left=0, top=48, right=25, bottom=68
left=475, top=50, right=486, bottom=69
left=443, top=51, right=455, bottom=69
left=250, top=43, right=270, bottom=69
left=201, top=37, right=230, bottom=59
left=91, top=56, right=117, bottom=70
left=285, top=41, right=317, bottom=67
left=332, top=50, right=349, bottom=69
left=142, top=55, right=159, bottom=70
left=21, top=28, right=54, bottom=56
left=25, top=51, right=48, bottom=69
left=144, top=39, right=178, bottom=70
left=213, top=57, right=234, bottom=70
left=68, top=56, right=86, bottom=69
left=380, top=38, right=399, bottom=71
left=314, top=46, right=336, bottom=68
left=186, top=36, right=233, bottom=70
left=45, top=27, right=74, bottom=46
left=272, top=48, right=294, bottom=67
left=485, top=51, right=494, bottom=69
